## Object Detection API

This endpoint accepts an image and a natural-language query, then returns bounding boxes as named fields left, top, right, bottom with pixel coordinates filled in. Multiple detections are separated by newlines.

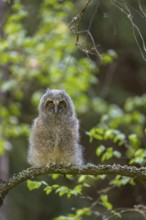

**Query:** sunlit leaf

left=27, top=180, right=42, bottom=191
left=44, top=186, right=52, bottom=195
left=101, top=147, right=113, bottom=161
left=100, top=194, right=113, bottom=210
left=96, top=145, right=106, bottom=156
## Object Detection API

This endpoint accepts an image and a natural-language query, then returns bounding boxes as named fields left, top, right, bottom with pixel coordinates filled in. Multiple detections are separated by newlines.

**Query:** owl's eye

left=58, top=101, right=66, bottom=108
left=45, top=101, right=54, bottom=108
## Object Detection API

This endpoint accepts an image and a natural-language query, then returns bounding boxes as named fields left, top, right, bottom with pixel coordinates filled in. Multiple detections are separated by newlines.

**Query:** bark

left=0, top=154, right=9, bottom=220
left=0, top=0, right=11, bottom=218
left=1, top=163, right=146, bottom=207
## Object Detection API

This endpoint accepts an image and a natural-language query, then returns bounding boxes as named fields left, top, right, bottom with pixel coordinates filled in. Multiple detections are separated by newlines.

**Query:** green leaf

left=104, top=129, right=114, bottom=140
left=78, top=175, right=87, bottom=183
left=101, top=50, right=118, bottom=65
left=51, top=174, right=60, bottom=179
left=96, top=145, right=106, bottom=156
left=65, top=175, right=74, bottom=180
left=53, top=184, right=60, bottom=189
left=89, top=128, right=104, bottom=141
left=44, top=186, right=53, bottom=195
left=101, top=147, right=113, bottom=161
left=44, top=184, right=59, bottom=195
left=113, top=150, right=121, bottom=158
left=114, top=133, right=126, bottom=146
left=76, top=207, right=91, bottom=217
left=110, top=175, right=122, bottom=187
left=128, top=134, right=140, bottom=147
left=71, top=185, right=83, bottom=197
left=27, top=180, right=42, bottom=191
left=100, top=194, right=113, bottom=210
left=55, top=186, right=69, bottom=197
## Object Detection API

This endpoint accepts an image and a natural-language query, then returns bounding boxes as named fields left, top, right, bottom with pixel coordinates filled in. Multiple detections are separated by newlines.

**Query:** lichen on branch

left=1, top=164, right=146, bottom=207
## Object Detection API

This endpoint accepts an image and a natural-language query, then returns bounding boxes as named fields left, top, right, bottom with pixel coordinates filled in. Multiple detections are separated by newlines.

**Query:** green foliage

left=0, top=0, right=97, bottom=158
left=100, top=194, right=121, bottom=218
left=101, top=50, right=118, bottom=65
left=110, top=175, right=135, bottom=187
left=55, top=185, right=84, bottom=198
left=89, top=93, right=146, bottom=166
left=54, top=207, right=91, bottom=220
left=0, top=1, right=97, bottom=218
left=130, top=149, right=146, bottom=165
left=44, top=184, right=59, bottom=195
left=89, top=127, right=126, bottom=146
left=27, top=177, right=90, bottom=200
left=78, top=174, right=96, bottom=183
left=85, top=93, right=146, bottom=218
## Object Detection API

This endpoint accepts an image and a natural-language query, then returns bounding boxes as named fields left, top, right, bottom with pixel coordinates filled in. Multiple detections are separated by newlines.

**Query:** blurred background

left=0, top=0, right=146, bottom=219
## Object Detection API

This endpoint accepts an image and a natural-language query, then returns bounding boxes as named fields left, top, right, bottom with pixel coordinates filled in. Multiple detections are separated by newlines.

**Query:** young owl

left=27, top=89, right=83, bottom=167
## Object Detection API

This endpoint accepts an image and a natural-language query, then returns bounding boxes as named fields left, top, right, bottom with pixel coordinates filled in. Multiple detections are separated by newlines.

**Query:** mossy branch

left=1, top=164, right=146, bottom=207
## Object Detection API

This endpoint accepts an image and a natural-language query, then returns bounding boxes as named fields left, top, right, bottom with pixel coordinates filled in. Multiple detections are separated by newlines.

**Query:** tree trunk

left=0, top=154, right=9, bottom=220
left=0, top=0, right=11, bottom=218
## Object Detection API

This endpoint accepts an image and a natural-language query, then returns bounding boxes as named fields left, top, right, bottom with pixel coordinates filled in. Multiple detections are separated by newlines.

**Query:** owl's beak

left=54, top=105, right=58, bottom=114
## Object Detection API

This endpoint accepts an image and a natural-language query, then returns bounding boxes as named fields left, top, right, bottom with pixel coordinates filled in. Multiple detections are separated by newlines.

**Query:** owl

left=27, top=89, right=83, bottom=167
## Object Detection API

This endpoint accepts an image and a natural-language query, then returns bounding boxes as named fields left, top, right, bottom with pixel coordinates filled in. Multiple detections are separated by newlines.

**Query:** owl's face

left=45, top=99, right=67, bottom=115
left=39, top=89, right=74, bottom=118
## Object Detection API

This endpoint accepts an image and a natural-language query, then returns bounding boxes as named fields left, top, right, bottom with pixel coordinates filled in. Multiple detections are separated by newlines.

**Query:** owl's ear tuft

left=45, top=88, right=52, bottom=94
left=46, top=88, right=51, bottom=92
left=60, top=89, right=66, bottom=94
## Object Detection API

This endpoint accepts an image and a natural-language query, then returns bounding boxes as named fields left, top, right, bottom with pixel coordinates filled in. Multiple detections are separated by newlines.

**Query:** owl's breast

left=40, top=125, right=60, bottom=150
left=41, top=118, right=76, bottom=151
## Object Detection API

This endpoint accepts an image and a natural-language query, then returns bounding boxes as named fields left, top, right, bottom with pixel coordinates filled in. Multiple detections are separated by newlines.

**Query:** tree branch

left=1, top=164, right=146, bottom=207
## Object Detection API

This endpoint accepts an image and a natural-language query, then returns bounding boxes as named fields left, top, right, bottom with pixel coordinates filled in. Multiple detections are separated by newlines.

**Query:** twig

left=138, top=0, right=146, bottom=20
left=112, top=0, right=146, bottom=61
left=75, top=0, right=91, bottom=44
left=69, top=0, right=102, bottom=59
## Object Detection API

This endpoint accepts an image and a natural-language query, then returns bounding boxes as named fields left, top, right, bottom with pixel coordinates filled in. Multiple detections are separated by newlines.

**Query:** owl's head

left=39, top=89, right=75, bottom=118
